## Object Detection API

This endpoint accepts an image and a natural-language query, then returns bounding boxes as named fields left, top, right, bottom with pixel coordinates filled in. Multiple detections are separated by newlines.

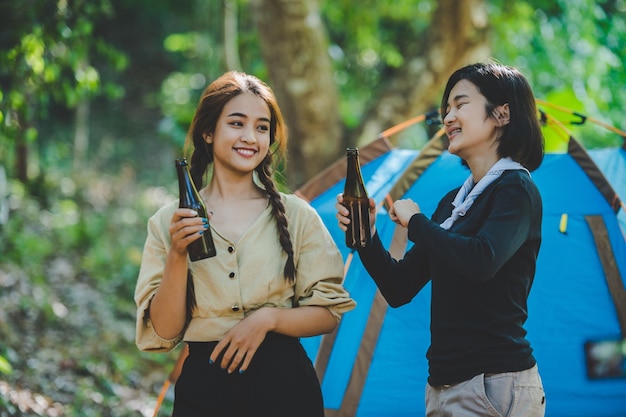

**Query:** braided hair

left=182, top=71, right=294, bottom=318
left=255, top=158, right=296, bottom=282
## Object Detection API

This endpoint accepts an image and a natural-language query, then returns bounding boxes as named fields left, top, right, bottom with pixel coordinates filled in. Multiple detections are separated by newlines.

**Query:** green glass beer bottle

left=175, top=158, right=217, bottom=260
left=343, top=148, right=371, bottom=248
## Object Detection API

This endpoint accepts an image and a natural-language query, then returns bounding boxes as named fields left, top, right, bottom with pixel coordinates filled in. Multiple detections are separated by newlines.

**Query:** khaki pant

left=426, top=365, right=545, bottom=417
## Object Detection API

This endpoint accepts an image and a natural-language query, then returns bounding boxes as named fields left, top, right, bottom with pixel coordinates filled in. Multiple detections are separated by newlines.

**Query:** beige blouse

left=135, top=192, right=356, bottom=352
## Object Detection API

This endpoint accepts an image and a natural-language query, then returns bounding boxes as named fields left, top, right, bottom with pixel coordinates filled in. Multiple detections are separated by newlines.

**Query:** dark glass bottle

left=343, top=148, right=371, bottom=248
left=175, top=158, right=217, bottom=260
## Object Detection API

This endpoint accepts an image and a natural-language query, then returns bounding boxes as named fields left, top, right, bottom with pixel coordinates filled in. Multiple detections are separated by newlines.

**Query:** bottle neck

left=177, top=165, right=199, bottom=204
left=345, top=153, right=367, bottom=198
left=346, top=155, right=358, bottom=181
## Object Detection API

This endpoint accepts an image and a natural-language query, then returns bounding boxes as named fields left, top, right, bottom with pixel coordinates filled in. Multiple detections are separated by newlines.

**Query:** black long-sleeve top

left=358, top=170, right=542, bottom=386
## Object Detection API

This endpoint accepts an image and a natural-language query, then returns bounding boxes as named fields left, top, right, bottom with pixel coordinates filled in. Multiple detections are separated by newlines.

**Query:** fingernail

left=239, top=369, right=245, bottom=374
left=208, top=358, right=214, bottom=364
left=202, top=217, right=208, bottom=223
left=199, top=230, right=204, bottom=235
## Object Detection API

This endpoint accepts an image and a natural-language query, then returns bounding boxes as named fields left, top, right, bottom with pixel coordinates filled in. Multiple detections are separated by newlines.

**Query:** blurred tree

left=0, top=0, right=126, bottom=183
left=252, top=0, right=343, bottom=186
left=326, top=0, right=491, bottom=145
left=488, top=0, right=626, bottom=151
left=1, top=0, right=625, bottom=187
left=240, top=0, right=490, bottom=186
left=0, top=1, right=625, bottom=414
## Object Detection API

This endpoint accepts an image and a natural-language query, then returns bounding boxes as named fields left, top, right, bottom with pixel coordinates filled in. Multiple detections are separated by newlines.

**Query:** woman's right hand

left=149, top=208, right=208, bottom=340
left=335, top=194, right=377, bottom=234
left=168, top=208, right=209, bottom=256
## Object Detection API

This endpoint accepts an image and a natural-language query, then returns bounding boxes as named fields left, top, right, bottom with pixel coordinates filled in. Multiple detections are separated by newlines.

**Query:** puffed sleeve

left=286, top=195, right=356, bottom=321
left=134, top=201, right=183, bottom=352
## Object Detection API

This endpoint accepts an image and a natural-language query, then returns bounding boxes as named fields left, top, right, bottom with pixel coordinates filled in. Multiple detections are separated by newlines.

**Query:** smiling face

left=443, top=79, right=509, bottom=163
left=204, top=92, right=271, bottom=177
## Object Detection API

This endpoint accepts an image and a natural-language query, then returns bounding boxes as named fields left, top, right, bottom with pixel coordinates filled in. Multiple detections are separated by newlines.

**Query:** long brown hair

left=183, top=71, right=295, bottom=320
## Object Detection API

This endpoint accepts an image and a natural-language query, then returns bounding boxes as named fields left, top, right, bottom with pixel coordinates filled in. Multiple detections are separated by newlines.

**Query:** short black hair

left=441, top=62, right=544, bottom=171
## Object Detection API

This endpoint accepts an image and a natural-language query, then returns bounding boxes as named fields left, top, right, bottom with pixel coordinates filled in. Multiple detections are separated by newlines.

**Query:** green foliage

left=319, top=0, right=625, bottom=147
left=0, top=0, right=128, bottom=177
left=156, top=0, right=265, bottom=149
left=0, top=355, right=12, bottom=375
left=321, top=0, right=435, bottom=128
left=539, top=90, right=585, bottom=152
left=1, top=1, right=625, bottom=414
left=488, top=0, right=626, bottom=149
left=0, top=167, right=177, bottom=414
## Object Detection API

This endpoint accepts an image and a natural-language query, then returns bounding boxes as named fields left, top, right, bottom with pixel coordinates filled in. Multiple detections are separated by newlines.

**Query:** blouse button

left=229, top=272, right=236, bottom=279
left=231, top=304, right=240, bottom=312
left=228, top=246, right=234, bottom=253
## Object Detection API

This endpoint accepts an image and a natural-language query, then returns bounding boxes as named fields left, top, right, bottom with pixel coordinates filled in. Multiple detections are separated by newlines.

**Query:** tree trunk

left=15, top=134, right=28, bottom=183
left=223, top=0, right=243, bottom=71
left=355, top=0, right=491, bottom=145
left=73, top=98, right=90, bottom=173
left=252, top=0, right=342, bottom=188
left=13, top=107, right=30, bottom=183
left=254, top=0, right=490, bottom=186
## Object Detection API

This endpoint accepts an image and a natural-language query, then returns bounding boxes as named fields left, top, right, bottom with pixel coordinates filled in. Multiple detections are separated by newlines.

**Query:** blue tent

left=297, top=128, right=626, bottom=416
left=592, top=147, right=626, bottom=234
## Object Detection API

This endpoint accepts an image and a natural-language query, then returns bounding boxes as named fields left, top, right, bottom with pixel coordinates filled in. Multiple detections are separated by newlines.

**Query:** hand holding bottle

left=336, top=194, right=376, bottom=237
left=175, top=158, right=217, bottom=260
left=342, top=148, right=373, bottom=248
left=168, top=208, right=210, bottom=257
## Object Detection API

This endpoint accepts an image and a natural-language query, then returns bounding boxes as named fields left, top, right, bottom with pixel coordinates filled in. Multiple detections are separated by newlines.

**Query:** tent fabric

left=295, top=137, right=394, bottom=202
left=568, top=138, right=622, bottom=213
left=590, top=147, right=626, bottom=234
left=298, top=140, right=626, bottom=417
left=585, top=215, right=626, bottom=335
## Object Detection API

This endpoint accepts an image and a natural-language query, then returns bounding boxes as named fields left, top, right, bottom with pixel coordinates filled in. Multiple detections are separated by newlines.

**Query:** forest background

left=0, top=0, right=624, bottom=415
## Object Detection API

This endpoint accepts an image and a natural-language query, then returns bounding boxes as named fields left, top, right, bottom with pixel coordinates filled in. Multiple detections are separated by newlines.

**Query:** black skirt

left=172, top=332, right=324, bottom=417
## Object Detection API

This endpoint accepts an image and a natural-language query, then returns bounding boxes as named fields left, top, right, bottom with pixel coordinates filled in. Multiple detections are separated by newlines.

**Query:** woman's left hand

left=389, top=198, right=421, bottom=228
left=209, top=308, right=273, bottom=374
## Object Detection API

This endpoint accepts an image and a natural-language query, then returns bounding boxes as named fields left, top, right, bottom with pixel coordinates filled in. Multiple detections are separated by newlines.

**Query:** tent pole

left=536, top=99, right=626, bottom=138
